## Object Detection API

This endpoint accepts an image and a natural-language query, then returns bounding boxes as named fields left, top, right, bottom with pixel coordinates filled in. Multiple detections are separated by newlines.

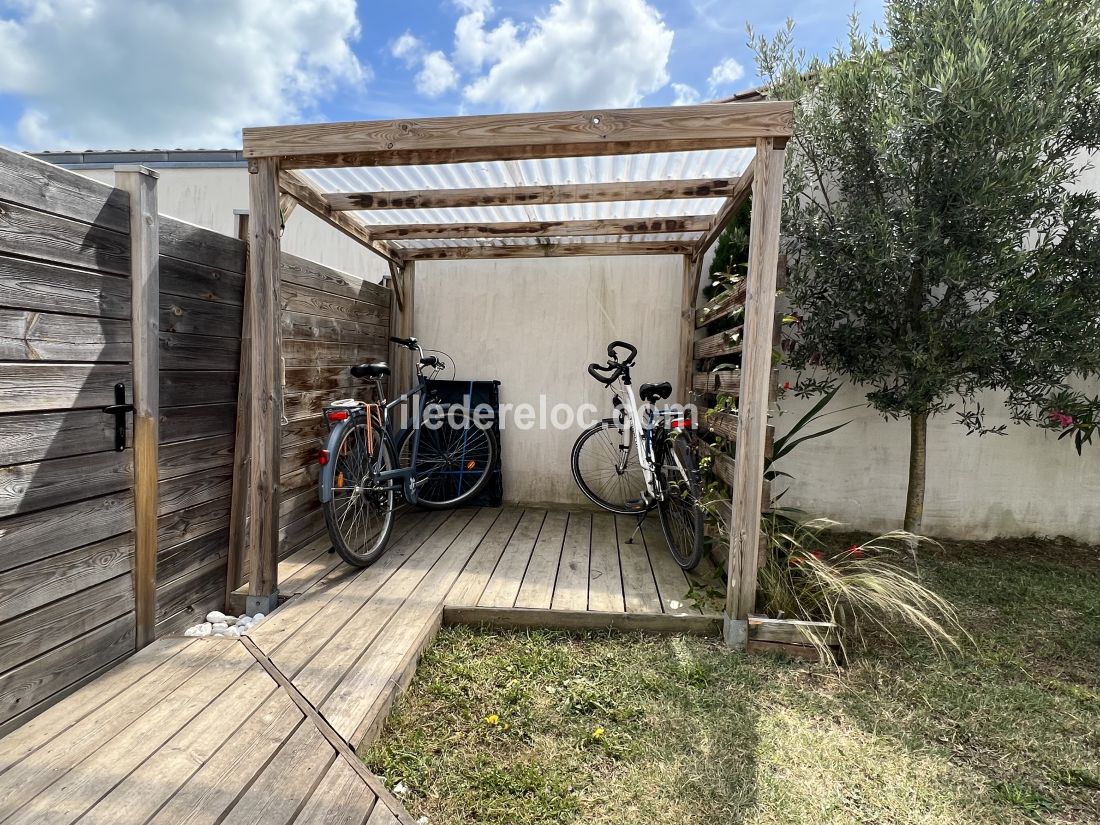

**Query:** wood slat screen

left=0, top=148, right=136, bottom=735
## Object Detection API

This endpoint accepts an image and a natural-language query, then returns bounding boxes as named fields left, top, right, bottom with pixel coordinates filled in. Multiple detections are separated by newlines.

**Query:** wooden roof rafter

left=251, top=101, right=794, bottom=265
left=324, top=177, right=741, bottom=211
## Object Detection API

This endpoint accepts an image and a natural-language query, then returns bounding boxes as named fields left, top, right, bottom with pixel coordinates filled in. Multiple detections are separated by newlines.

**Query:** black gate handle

left=102, top=383, right=134, bottom=452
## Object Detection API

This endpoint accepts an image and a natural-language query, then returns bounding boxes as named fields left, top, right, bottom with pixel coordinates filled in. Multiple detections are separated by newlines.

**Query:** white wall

left=413, top=255, right=684, bottom=506
left=81, top=167, right=389, bottom=283
left=772, top=379, right=1100, bottom=542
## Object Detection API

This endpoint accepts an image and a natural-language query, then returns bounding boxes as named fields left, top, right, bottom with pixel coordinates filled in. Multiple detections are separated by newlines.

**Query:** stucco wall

left=771, top=379, right=1100, bottom=542
left=80, top=167, right=389, bottom=283
left=412, top=255, right=685, bottom=506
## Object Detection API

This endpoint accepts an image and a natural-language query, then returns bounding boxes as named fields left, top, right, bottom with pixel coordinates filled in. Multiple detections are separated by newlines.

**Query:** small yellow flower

left=501, top=722, right=511, bottom=731
left=592, top=726, right=605, bottom=740
left=484, top=714, right=499, bottom=726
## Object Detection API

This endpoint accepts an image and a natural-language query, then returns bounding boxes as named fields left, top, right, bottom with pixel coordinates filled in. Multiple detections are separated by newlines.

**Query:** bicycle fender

left=318, top=420, right=349, bottom=504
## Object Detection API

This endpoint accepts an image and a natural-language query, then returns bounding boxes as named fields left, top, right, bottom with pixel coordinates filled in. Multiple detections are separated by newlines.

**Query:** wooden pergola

left=240, top=101, right=793, bottom=648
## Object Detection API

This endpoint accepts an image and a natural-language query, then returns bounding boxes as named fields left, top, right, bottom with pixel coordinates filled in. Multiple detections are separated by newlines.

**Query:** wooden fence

left=0, top=148, right=389, bottom=731
left=0, top=149, right=136, bottom=735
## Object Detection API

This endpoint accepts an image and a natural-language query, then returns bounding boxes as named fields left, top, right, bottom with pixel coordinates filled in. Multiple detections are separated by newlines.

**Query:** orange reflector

left=327, top=409, right=349, bottom=422
left=335, top=472, right=344, bottom=488
left=317, top=449, right=329, bottom=466
left=466, top=460, right=476, bottom=470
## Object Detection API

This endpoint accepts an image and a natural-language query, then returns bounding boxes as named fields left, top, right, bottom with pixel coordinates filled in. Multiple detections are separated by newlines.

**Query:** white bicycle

left=570, top=341, right=706, bottom=570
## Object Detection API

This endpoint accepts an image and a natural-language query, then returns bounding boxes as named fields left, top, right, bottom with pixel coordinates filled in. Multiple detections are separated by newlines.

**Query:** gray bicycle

left=317, top=336, right=499, bottom=567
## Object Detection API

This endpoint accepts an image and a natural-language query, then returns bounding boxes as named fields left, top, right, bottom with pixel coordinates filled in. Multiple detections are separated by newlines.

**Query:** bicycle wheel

left=397, top=409, right=499, bottom=509
left=570, top=418, right=650, bottom=515
left=322, top=420, right=396, bottom=567
left=657, top=432, right=705, bottom=570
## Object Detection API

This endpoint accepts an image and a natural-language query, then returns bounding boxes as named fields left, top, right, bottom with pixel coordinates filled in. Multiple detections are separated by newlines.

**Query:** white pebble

left=225, top=626, right=241, bottom=637
left=393, top=781, right=407, bottom=797
left=206, top=611, right=228, bottom=624
left=211, top=623, right=230, bottom=636
left=252, top=613, right=265, bottom=621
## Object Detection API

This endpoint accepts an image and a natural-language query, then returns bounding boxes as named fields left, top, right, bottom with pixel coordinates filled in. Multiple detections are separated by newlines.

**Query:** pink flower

left=846, top=545, right=865, bottom=558
left=1048, top=410, right=1074, bottom=428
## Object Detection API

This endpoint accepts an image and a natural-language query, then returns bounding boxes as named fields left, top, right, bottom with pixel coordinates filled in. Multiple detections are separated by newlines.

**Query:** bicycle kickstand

left=623, top=510, right=648, bottom=544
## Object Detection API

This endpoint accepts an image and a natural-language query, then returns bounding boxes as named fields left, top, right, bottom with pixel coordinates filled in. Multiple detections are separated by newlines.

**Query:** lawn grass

left=363, top=537, right=1100, bottom=824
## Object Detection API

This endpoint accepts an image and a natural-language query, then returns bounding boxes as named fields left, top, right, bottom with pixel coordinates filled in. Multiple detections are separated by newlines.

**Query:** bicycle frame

left=318, top=353, right=434, bottom=506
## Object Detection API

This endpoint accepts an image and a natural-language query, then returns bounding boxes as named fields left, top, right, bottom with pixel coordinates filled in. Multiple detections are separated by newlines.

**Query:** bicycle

left=317, top=336, right=500, bottom=567
left=570, top=340, right=706, bottom=570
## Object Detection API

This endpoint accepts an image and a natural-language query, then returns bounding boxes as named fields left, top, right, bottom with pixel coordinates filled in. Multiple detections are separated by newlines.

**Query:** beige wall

left=412, top=255, right=685, bottom=506
left=772, top=379, right=1100, bottom=542
left=80, top=167, right=389, bottom=283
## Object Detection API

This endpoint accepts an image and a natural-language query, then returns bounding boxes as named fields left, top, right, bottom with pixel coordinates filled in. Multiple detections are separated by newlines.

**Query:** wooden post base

left=723, top=614, right=747, bottom=650
left=246, top=592, right=280, bottom=615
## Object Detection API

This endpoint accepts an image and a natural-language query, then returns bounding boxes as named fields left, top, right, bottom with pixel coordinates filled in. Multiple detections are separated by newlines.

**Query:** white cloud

left=671, top=83, right=700, bottom=106
left=391, top=31, right=424, bottom=65
left=416, top=51, right=459, bottom=97
left=0, top=0, right=366, bottom=149
left=452, top=1, right=519, bottom=70
left=460, top=0, right=675, bottom=111
left=707, top=56, right=745, bottom=94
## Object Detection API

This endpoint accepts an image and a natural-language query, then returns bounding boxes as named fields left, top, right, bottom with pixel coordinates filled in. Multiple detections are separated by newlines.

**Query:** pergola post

left=115, top=165, right=160, bottom=649
left=387, top=260, right=416, bottom=401
left=678, top=254, right=704, bottom=406
left=724, top=137, right=786, bottom=649
left=244, top=157, right=282, bottom=614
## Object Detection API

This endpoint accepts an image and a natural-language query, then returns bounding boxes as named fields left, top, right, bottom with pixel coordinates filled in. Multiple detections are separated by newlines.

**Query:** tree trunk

left=903, top=410, right=928, bottom=534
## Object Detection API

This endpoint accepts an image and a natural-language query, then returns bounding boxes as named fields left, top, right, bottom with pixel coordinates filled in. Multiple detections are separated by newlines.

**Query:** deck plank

left=322, top=509, right=502, bottom=745
left=641, top=519, right=703, bottom=615
left=0, top=637, right=192, bottom=770
left=286, top=510, right=478, bottom=711
left=477, top=509, right=543, bottom=608
left=514, top=510, right=568, bottom=609
left=248, top=511, right=450, bottom=669
left=550, top=512, right=592, bottom=612
left=222, top=721, right=336, bottom=825
left=75, top=663, right=279, bottom=825
left=0, top=639, right=216, bottom=818
left=3, top=642, right=253, bottom=825
left=148, top=691, right=303, bottom=825
left=446, top=507, right=523, bottom=606
left=285, top=753, right=376, bottom=825
left=587, top=513, right=625, bottom=613
left=616, top=515, right=663, bottom=614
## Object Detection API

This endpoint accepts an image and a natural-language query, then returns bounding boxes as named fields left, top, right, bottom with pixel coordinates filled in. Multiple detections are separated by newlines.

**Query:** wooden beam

left=695, top=164, right=756, bottom=259
left=325, top=177, right=742, bottom=211
left=399, top=241, right=694, bottom=261
left=225, top=210, right=251, bottom=613
left=726, top=138, right=786, bottom=646
left=277, top=170, right=403, bottom=267
left=677, top=254, right=704, bottom=405
left=243, top=102, right=795, bottom=169
left=363, top=215, right=711, bottom=241
left=245, top=157, right=283, bottom=613
left=388, top=261, right=415, bottom=399
left=115, top=165, right=159, bottom=650
left=442, top=605, right=721, bottom=636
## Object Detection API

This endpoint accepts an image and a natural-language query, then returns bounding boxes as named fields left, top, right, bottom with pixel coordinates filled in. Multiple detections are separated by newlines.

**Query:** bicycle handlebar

left=607, top=340, right=638, bottom=365
left=587, top=362, right=621, bottom=386
left=389, top=336, right=418, bottom=348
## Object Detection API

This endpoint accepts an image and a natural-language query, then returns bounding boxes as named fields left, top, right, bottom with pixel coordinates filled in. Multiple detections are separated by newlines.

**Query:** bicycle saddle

left=350, top=362, right=390, bottom=379
left=639, top=381, right=672, bottom=403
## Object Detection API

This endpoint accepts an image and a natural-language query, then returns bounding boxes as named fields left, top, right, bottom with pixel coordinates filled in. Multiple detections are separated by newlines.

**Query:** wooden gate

left=0, top=149, right=154, bottom=734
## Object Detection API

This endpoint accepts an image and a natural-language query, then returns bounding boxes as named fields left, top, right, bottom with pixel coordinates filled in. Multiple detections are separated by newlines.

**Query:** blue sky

left=0, top=0, right=883, bottom=150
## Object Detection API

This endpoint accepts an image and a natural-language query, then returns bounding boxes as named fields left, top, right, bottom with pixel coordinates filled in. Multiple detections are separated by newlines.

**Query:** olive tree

left=752, top=0, right=1100, bottom=532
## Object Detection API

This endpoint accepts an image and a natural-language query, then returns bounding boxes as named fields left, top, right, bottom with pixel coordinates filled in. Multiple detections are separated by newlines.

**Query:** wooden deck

left=0, top=507, right=719, bottom=823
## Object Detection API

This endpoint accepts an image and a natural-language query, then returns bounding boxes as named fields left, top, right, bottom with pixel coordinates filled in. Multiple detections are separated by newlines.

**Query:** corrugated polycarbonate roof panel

left=394, top=233, right=704, bottom=249
left=301, top=147, right=752, bottom=235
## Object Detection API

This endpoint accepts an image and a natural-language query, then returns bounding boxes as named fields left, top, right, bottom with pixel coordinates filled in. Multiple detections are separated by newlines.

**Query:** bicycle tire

left=570, top=418, right=651, bottom=515
left=396, top=408, right=499, bottom=510
left=657, top=432, right=705, bottom=570
left=321, top=420, right=397, bottom=567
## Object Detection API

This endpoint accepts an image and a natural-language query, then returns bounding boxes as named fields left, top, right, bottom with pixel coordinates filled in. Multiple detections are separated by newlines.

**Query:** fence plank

left=0, top=200, right=130, bottom=275
left=0, top=363, right=130, bottom=413
left=0, top=147, right=129, bottom=233
left=0, top=254, right=130, bottom=319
